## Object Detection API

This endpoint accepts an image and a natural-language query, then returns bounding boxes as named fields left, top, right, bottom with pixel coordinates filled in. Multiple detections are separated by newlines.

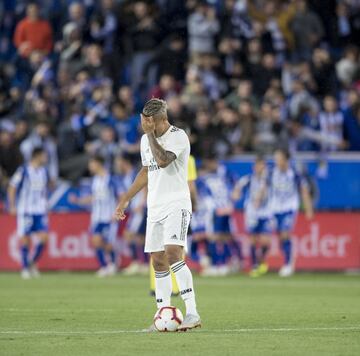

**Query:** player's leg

left=17, top=214, right=32, bottom=279
left=249, top=234, right=259, bottom=276
left=29, top=215, right=49, bottom=277
left=255, top=218, right=271, bottom=275
left=164, top=209, right=201, bottom=330
left=20, top=235, right=31, bottom=279
left=277, top=212, right=296, bottom=277
left=104, top=222, right=117, bottom=275
left=92, top=230, right=108, bottom=277
left=151, top=250, right=172, bottom=309
left=145, top=220, right=172, bottom=311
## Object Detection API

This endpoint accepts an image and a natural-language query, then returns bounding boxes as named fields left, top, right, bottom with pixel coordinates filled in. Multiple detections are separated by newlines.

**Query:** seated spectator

left=318, top=95, right=345, bottom=151
left=336, top=45, right=359, bottom=88
left=85, top=125, right=118, bottom=172
left=13, top=2, right=53, bottom=58
left=0, top=124, right=23, bottom=199
left=188, top=2, right=220, bottom=56
left=225, top=80, right=258, bottom=111
left=20, top=120, right=58, bottom=182
left=343, top=102, right=360, bottom=151
left=290, top=0, right=325, bottom=60
left=109, top=101, right=141, bottom=155
left=148, top=74, right=181, bottom=100
left=181, top=71, right=211, bottom=113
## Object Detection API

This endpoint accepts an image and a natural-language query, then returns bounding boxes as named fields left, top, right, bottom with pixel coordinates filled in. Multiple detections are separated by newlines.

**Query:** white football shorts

left=144, top=209, right=191, bottom=253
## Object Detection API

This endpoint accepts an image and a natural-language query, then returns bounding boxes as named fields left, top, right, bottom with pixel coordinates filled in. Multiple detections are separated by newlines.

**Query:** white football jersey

left=140, top=125, right=191, bottom=221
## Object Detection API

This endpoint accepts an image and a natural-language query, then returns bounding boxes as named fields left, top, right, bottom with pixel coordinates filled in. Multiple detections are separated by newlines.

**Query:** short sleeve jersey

left=140, top=125, right=191, bottom=221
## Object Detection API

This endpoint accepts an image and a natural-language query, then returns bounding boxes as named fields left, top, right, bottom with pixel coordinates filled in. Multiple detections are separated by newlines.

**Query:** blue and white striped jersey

left=10, top=164, right=49, bottom=215
left=269, top=167, right=305, bottom=214
left=237, top=172, right=271, bottom=219
left=91, top=173, right=118, bottom=225
left=201, top=166, right=233, bottom=211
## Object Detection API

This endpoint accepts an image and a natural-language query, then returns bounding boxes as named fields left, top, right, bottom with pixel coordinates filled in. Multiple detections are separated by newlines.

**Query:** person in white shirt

left=8, top=147, right=49, bottom=279
left=115, top=98, right=201, bottom=331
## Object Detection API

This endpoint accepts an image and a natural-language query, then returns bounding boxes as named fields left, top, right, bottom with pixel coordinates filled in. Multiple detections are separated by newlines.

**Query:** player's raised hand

left=114, top=198, right=129, bottom=220
left=141, top=114, right=155, bottom=134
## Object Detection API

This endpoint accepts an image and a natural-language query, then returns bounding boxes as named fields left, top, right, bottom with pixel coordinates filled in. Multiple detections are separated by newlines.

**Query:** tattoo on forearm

left=147, top=133, right=176, bottom=167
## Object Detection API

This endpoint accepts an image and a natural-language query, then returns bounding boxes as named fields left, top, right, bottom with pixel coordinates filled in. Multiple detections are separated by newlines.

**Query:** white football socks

left=171, top=260, right=198, bottom=316
left=154, top=270, right=172, bottom=309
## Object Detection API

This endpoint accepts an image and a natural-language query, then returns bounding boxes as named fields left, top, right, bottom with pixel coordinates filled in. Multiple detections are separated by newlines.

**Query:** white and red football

left=153, top=306, right=184, bottom=332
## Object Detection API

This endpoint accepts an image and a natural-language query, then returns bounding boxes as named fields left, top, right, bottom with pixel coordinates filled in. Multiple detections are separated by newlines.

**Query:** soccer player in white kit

left=115, top=98, right=201, bottom=331
left=8, top=147, right=49, bottom=279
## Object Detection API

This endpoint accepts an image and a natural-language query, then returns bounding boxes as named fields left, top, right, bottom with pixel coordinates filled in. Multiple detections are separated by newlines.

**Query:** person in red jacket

left=14, top=2, right=53, bottom=58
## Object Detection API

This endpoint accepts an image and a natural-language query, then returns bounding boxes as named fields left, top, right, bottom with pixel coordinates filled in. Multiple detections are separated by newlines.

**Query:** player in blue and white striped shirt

left=71, top=155, right=118, bottom=277
left=8, top=147, right=49, bottom=279
left=269, top=149, right=314, bottom=277
left=232, top=155, right=272, bottom=277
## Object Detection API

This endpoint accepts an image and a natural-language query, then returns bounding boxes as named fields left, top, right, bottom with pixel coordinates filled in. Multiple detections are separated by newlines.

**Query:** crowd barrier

left=0, top=212, right=359, bottom=271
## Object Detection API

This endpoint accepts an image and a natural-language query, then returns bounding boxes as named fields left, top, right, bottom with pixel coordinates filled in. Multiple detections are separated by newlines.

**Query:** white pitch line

left=0, top=326, right=359, bottom=336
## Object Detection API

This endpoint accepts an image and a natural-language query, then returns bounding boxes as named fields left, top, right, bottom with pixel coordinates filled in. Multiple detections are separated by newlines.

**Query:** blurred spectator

left=290, top=0, right=325, bottom=60
left=20, top=120, right=58, bottom=181
left=336, top=45, right=359, bottom=87
left=319, top=95, right=345, bottom=151
left=343, top=102, right=360, bottom=151
left=85, top=125, right=119, bottom=171
left=127, top=1, right=161, bottom=96
left=188, top=2, right=220, bottom=56
left=148, top=74, right=181, bottom=100
left=13, top=2, right=53, bottom=58
left=0, top=126, right=23, bottom=198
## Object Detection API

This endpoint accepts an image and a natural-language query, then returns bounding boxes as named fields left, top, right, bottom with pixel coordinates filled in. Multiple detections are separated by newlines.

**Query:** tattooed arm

left=147, top=132, right=176, bottom=168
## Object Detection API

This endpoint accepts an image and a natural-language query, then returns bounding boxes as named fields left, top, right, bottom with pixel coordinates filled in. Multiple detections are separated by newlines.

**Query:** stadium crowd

left=0, top=0, right=360, bottom=194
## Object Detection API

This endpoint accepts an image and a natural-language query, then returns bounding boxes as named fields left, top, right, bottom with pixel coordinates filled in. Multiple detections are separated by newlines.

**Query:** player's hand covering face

left=141, top=114, right=156, bottom=134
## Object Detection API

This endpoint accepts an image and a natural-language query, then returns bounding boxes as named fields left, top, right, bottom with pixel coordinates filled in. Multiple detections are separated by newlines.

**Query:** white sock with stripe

left=171, top=260, right=198, bottom=316
left=154, top=270, right=172, bottom=309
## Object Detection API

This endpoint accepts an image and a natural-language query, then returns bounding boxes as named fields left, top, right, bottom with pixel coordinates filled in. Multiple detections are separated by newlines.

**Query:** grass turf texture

left=0, top=273, right=359, bottom=356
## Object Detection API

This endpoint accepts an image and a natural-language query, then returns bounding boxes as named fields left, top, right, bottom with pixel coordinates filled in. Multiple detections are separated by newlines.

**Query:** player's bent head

left=88, top=155, right=105, bottom=174
left=31, top=147, right=47, bottom=165
left=142, top=98, right=167, bottom=121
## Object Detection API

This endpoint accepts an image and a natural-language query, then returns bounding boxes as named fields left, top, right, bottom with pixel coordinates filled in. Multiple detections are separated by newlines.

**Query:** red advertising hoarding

left=0, top=212, right=359, bottom=271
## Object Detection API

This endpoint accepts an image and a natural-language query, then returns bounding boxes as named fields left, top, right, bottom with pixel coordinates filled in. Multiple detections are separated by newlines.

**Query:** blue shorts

left=213, top=214, right=231, bottom=234
left=274, top=211, right=297, bottom=233
left=17, top=214, right=48, bottom=236
left=91, top=222, right=118, bottom=244
left=126, top=210, right=147, bottom=235
left=246, top=218, right=271, bottom=235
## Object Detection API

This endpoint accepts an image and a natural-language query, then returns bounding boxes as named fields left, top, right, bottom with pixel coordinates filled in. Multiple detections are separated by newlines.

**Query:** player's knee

left=92, top=235, right=103, bottom=248
left=21, top=236, right=30, bottom=246
left=38, top=233, right=48, bottom=243
left=151, top=252, right=168, bottom=271
left=279, top=232, right=290, bottom=240
left=165, top=246, right=183, bottom=266
left=105, top=243, right=113, bottom=252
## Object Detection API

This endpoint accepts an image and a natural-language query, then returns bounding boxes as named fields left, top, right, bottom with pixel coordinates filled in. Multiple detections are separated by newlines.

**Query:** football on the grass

left=153, top=306, right=184, bottom=332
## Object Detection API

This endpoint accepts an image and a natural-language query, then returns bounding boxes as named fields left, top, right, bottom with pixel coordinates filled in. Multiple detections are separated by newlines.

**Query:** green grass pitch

left=0, top=273, right=359, bottom=356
